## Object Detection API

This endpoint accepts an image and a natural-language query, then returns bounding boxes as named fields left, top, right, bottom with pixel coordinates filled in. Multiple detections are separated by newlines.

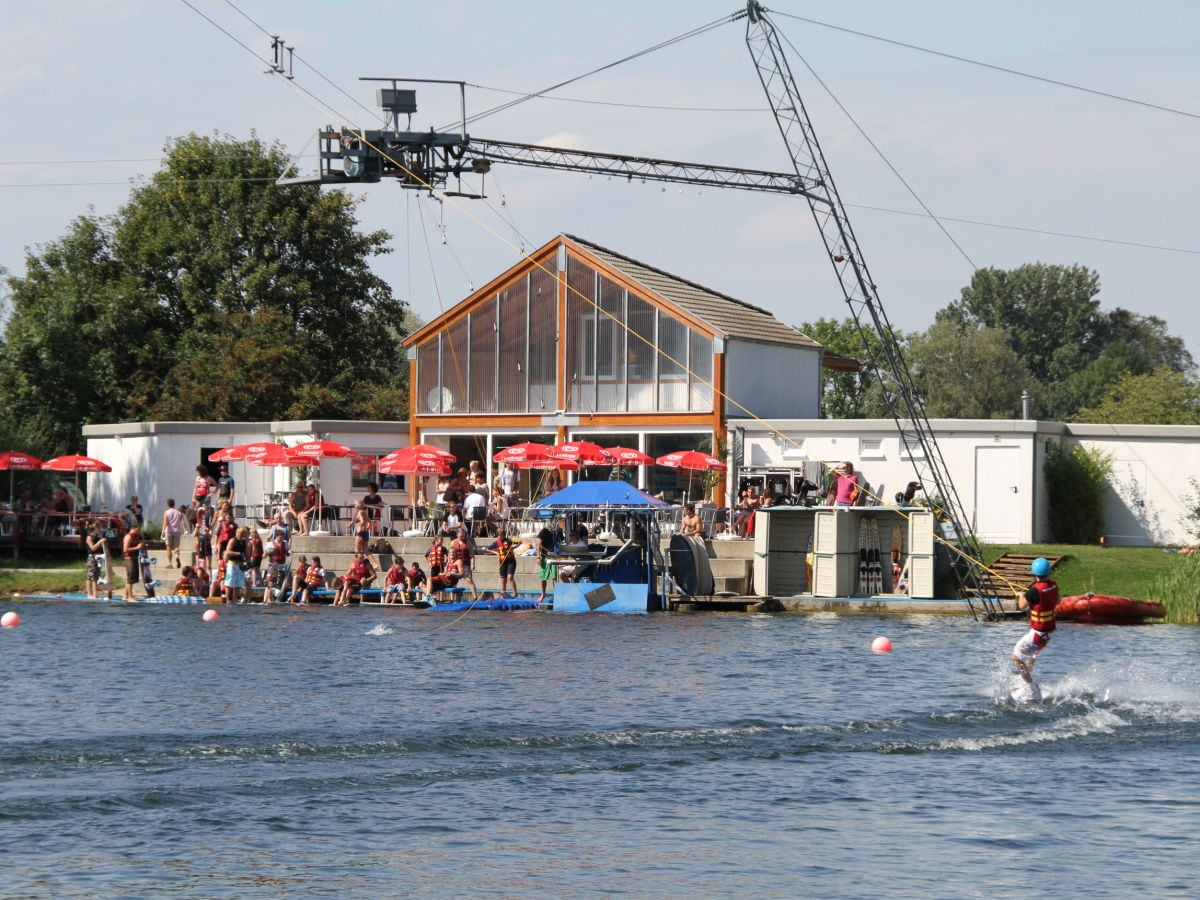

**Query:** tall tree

left=905, top=321, right=1034, bottom=418
left=938, top=263, right=1106, bottom=388
left=938, top=263, right=1193, bottom=420
left=0, top=133, right=410, bottom=455
left=798, top=317, right=894, bottom=419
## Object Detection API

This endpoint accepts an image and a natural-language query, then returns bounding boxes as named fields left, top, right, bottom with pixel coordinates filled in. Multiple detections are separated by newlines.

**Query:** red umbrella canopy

left=549, top=441, right=613, bottom=466
left=0, top=451, right=46, bottom=470
left=514, top=458, right=580, bottom=471
left=291, top=439, right=353, bottom=458
left=493, top=442, right=552, bottom=465
left=398, top=443, right=456, bottom=462
left=43, top=454, right=112, bottom=473
left=245, top=446, right=320, bottom=467
left=209, top=442, right=287, bottom=463
left=605, top=446, right=653, bottom=467
left=378, top=455, right=452, bottom=477
left=655, top=450, right=727, bottom=472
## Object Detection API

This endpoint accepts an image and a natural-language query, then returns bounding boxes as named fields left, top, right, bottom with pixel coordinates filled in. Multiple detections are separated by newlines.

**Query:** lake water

left=2, top=602, right=1198, bottom=898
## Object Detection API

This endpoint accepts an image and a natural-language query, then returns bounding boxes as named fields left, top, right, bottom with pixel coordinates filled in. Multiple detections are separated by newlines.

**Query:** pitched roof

left=565, top=234, right=821, bottom=350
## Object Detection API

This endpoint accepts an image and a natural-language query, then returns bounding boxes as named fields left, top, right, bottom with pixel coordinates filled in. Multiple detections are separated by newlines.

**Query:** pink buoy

left=1, top=611, right=20, bottom=628
left=871, top=635, right=892, bottom=654
left=202, top=609, right=219, bottom=622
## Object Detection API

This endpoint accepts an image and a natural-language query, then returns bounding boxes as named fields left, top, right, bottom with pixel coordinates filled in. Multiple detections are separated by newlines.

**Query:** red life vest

left=1027, top=579, right=1059, bottom=633
left=305, top=566, right=324, bottom=587
left=427, top=543, right=447, bottom=569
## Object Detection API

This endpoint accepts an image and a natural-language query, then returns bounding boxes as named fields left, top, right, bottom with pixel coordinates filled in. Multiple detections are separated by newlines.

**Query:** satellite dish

left=427, top=386, right=454, bottom=413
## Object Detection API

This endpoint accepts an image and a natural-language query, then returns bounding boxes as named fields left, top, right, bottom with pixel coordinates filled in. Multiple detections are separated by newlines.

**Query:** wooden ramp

left=965, top=553, right=1065, bottom=620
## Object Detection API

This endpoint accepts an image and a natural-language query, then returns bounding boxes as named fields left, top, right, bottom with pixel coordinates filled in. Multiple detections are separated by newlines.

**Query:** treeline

left=803, top=263, right=1198, bottom=423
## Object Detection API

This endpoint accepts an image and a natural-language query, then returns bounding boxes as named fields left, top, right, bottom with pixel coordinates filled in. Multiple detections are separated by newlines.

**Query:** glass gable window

left=415, top=248, right=715, bottom=417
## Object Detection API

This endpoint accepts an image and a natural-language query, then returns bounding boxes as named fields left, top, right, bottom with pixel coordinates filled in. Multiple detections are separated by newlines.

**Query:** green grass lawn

left=983, top=542, right=1199, bottom=623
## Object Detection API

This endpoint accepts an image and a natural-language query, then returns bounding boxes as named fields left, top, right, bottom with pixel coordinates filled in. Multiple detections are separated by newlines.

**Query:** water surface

left=2, top=603, right=1197, bottom=897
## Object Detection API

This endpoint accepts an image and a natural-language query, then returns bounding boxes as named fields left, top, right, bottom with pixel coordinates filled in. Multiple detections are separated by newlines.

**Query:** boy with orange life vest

left=1011, top=557, right=1059, bottom=700
left=425, top=532, right=448, bottom=577
left=299, top=555, right=326, bottom=604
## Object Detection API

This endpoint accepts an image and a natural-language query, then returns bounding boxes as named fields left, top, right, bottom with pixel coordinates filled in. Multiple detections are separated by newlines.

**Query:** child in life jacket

left=299, top=555, right=326, bottom=604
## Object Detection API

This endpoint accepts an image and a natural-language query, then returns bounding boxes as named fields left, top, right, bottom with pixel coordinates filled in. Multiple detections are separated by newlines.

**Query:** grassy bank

left=0, top=553, right=114, bottom=595
left=983, top=543, right=1198, bottom=624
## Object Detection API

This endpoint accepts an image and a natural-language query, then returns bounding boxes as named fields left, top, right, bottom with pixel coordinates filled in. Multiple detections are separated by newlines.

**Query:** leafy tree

left=1074, top=367, right=1200, bottom=425
left=798, top=316, right=894, bottom=419
left=938, top=263, right=1106, bottom=387
left=905, top=321, right=1034, bottom=418
left=937, top=263, right=1193, bottom=421
left=0, top=133, right=410, bottom=456
left=1044, top=442, right=1112, bottom=544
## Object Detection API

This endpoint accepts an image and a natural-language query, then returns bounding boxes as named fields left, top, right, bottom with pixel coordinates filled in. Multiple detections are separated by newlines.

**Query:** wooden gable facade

left=402, top=234, right=824, bottom=495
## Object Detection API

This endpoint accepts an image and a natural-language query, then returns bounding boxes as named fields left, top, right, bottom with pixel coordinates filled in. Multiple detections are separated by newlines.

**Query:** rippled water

left=2, top=602, right=1198, bottom=898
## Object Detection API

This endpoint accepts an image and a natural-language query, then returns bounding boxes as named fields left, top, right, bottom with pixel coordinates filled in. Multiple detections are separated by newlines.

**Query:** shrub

left=1044, top=442, right=1112, bottom=544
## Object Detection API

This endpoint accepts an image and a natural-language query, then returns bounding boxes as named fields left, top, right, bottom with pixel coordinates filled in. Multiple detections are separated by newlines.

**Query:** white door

left=974, top=446, right=1022, bottom=542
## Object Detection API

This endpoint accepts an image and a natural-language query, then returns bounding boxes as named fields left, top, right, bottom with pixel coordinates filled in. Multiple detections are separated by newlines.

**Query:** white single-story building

left=83, top=416, right=1200, bottom=546
left=82, top=420, right=411, bottom=528
left=734, top=417, right=1200, bottom=546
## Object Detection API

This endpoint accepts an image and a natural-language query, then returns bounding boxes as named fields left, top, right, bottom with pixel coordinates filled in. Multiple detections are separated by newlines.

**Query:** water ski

left=1009, top=679, right=1043, bottom=707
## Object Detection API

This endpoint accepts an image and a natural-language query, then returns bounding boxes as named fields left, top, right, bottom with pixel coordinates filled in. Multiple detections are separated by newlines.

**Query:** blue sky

left=3, top=1, right=1198, bottom=374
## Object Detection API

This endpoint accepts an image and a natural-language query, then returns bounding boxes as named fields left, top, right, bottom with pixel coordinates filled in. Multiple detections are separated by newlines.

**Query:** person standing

left=536, top=523, right=556, bottom=604
left=216, top=464, right=236, bottom=507
left=448, top=527, right=479, bottom=600
left=193, top=465, right=216, bottom=518
left=85, top=522, right=106, bottom=599
left=124, top=495, right=144, bottom=529
left=121, top=523, right=145, bottom=601
left=161, top=498, right=186, bottom=568
left=833, top=462, right=863, bottom=508
left=1011, top=557, right=1060, bottom=702
left=487, top=531, right=519, bottom=598
left=222, top=525, right=249, bottom=604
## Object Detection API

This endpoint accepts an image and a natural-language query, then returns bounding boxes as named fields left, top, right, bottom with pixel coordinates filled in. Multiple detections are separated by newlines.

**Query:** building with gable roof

left=402, top=233, right=838, bottom=502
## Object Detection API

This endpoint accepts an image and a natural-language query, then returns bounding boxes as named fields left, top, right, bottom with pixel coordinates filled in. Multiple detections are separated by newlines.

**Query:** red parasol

left=513, top=458, right=580, bottom=471
left=291, top=439, right=353, bottom=458
left=655, top=450, right=726, bottom=504
left=43, top=454, right=112, bottom=473
left=0, top=451, right=45, bottom=470
left=43, top=454, right=112, bottom=508
left=604, top=446, right=653, bottom=467
left=655, top=450, right=726, bottom=472
left=285, top=440, right=352, bottom=532
left=244, top=446, right=320, bottom=468
left=378, top=454, right=452, bottom=477
left=0, top=451, right=46, bottom=506
left=390, top=443, right=456, bottom=462
left=493, top=442, right=552, bottom=465
left=208, top=442, right=287, bottom=463
left=549, top=441, right=614, bottom=466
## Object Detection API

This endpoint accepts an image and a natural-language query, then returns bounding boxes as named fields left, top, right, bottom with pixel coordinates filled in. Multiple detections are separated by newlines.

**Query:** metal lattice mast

left=743, top=2, right=998, bottom=612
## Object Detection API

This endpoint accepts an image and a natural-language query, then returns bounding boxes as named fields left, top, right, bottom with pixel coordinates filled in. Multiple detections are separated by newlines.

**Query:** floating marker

left=871, top=635, right=892, bottom=654
left=202, top=609, right=219, bottom=622
left=1, top=611, right=20, bottom=628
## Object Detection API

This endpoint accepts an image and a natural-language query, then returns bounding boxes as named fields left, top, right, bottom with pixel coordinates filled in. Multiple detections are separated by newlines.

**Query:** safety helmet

left=1030, top=557, right=1051, bottom=577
